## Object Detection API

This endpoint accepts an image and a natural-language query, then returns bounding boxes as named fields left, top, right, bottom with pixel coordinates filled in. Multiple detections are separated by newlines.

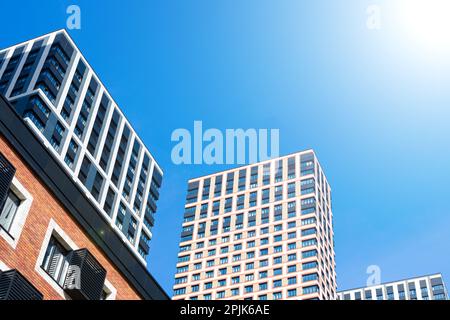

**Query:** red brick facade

left=0, top=134, right=141, bottom=300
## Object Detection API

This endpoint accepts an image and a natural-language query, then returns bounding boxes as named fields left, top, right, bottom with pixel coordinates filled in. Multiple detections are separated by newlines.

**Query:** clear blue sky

left=2, top=0, right=450, bottom=294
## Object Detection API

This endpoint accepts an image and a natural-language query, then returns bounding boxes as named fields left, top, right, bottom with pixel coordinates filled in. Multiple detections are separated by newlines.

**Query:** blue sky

left=2, top=0, right=450, bottom=294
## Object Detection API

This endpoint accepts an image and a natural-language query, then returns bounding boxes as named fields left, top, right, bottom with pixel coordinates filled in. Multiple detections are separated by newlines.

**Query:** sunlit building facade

left=173, top=150, right=336, bottom=300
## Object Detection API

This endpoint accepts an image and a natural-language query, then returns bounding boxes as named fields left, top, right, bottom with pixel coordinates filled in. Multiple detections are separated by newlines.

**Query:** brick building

left=0, top=76, right=167, bottom=299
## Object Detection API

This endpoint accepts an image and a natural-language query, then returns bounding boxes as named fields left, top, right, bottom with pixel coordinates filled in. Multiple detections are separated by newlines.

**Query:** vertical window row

left=78, top=154, right=104, bottom=201
left=275, top=159, right=283, bottom=182
left=22, top=95, right=50, bottom=132
left=213, top=175, right=222, bottom=197
left=134, top=154, right=150, bottom=213
left=226, top=172, right=234, bottom=194
left=0, top=52, right=6, bottom=71
left=202, top=178, right=211, bottom=200
left=122, top=140, right=140, bottom=201
left=49, top=121, right=65, bottom=152
left=300, top=153, right=315, bottom=176
left=111, top=124, right=131, bottom=186
left=115, top=202, right=126, bottom=230
left=103, top=186, right=116, bottom=217
left=87, top=93, right=109, bottom=155
left=64, top=138, right=79, bottom=169
left=0, top=47, right=25, bottom=95
left=127, top=216, right=137, bottom=243
left=35, top=40, right=73, bottom=104
left=74, top=78, right=98, bottom=140
left=186, top=181, right=199, bottom=204
left=11, top=41, right=44, bottom=97
left=287, top=156, right=296, bottom=179
left=61, top=60, right=86, bottom=122
left=78, top=156, right=91, bottom=186
left=238, top=169, right=246, bottom=191
left=145, top=168, right=161, bottom=219
left=99, top=109, right=120, bottom=171
left=262, top=163, right=271, bottom=185
left=139, top=230, right=151, bottom=259
left=249, top=166, right=258, bottom=188
left=115, top=202, right=138, bottom=245
left=91, top=171, right=104, bottom=201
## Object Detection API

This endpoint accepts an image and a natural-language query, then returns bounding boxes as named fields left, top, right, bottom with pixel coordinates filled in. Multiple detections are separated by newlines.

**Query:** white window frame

left=0, top=177, right=33, bottom=249
left=35, top=219, right=116, bottom=300
left=0, top=260, right=9, bottom=271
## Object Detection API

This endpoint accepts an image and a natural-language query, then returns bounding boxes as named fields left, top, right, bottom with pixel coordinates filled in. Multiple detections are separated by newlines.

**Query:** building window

left=174, top=288, right=186, bottom=296
left=35, top=219, right=114, bottom=300
left=0, top=190, right=21, bottom=233
left=231, top=288, right=240, bottom=296
left=0, top=175, right=33, bottom=248
left=409, top=288, right=417, bottom=299
left=432, top=284, right=444, bottom=292
left=288, top=277, right=297, bottom=285
left=41, top=236, right=71, bottom=287
left=303, top=285, right=319, bottom=295
left=273, top=292, right=282, bottom=300
left=288, top=289, right=297, bottom=297
left=434, top=293, right=446, bottom=300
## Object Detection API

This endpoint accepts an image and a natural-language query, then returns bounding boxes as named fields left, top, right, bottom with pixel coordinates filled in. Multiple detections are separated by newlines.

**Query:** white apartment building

left=173, top=150, right=336, bottom=300
left=338, top=273, right=448, bottom=300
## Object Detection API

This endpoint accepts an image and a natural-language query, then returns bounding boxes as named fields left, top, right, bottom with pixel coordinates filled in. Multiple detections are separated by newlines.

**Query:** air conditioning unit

left=64, top=248, right=107, bottom=300
left=0, top=269, right=43, bottom=300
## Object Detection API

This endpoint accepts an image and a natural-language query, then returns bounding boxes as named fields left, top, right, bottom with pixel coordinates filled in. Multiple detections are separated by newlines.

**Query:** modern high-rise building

left=0, top=30, right=168, bottom=300
left=338, top=273, right=448, bottom=300
left=173, top=150, right=336, bottom=300
left=0, top=30, right=162, bottom=264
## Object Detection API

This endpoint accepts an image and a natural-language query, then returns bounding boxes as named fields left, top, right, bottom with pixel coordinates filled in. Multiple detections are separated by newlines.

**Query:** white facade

left=338, top=273, right=448, bottom=300
left=173, top=150, right=336, bottom=300
left=0, top=30, right=162, bottom=264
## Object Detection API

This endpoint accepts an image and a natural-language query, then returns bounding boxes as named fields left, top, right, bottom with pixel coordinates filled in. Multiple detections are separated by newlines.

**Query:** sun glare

left=396, top=0, right=450, bottom=51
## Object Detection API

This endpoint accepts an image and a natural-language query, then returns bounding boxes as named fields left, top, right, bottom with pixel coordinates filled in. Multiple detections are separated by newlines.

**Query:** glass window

left=41, top=236, right=71, bottom=286
left=0, top=190, right=21, bottom=233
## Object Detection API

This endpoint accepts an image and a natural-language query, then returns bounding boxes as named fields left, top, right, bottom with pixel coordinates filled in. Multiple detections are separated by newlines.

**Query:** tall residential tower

left=0, top=30, right=162, bottom=264
left=173, top=150, right=336, bottom=300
